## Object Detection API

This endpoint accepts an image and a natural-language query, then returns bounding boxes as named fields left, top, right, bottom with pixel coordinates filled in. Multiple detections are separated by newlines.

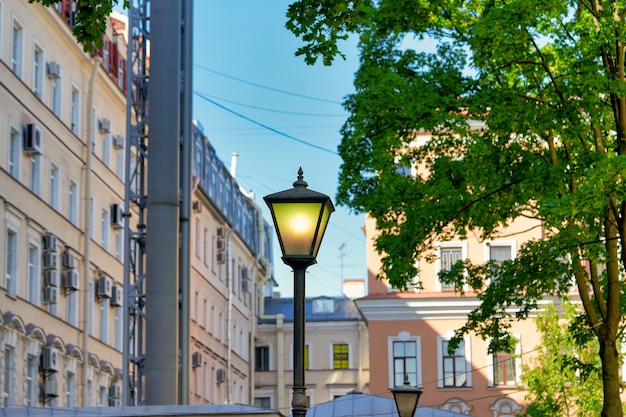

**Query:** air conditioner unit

left=41, top=346, right=59, bottom=372
left=216, top=368, right=226, bottom=384
left=43, top=233, right=58, bottom=252
left=191, top=352, right=202, bottom=368
left=62, top=251, right=75, bottom=269
left=43, top=287, right=58, bottom=304
left=63, top=269, right=80, bottom=291
left=98, top=118, right=111, bottom=133
left=216, top=238, right=226, bottom=252
left=242, top=278, right=252, bottom=294
left=97, top=276, right=112, bottom=299
left=44, top=269, right=59, bottom=287
left=110, top=203, right=124, bottom=229
left=24, top=124, right=43, bottom=155
left=111, top=285, right=123, bottom=307
left=192, top=200, right=202, bottom=213
left=113, top=134, right=125, bottom=149
left=217, top=227, right=225, bottom=238
left=44, top=377, right=59, bottom=397
left=216, top=252, right=226, bottom=264
left=43, top=252, right=57, bottom=270
left=46, top=61, right=61, bottom=79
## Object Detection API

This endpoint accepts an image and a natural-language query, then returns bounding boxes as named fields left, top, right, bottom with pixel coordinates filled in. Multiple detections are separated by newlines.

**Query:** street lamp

left=264, top=167, right=335, bottom=417
left=391, top=375, right=423, bottom=417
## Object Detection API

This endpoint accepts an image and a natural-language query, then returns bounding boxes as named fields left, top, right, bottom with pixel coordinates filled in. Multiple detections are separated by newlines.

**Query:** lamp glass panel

left=271, top=202, right=323, bottom=256
left=393, top=392, right=420, bottom=417
left=312, top=201, right=332, bottom=257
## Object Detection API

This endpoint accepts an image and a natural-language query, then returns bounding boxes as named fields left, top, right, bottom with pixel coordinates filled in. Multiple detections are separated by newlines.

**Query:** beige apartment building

left=254, top=293, right=369, bottom=415
left=1, top=0, right=275, bottom=409
left=1, top=0, right=130, bottom=407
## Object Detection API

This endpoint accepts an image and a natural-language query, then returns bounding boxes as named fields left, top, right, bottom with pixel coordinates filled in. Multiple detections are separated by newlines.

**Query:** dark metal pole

left=291, top=260, right=313, bottom=417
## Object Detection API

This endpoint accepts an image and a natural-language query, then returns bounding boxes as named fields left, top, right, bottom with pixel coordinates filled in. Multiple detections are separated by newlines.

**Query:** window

left=102, top=133, right=111, bottom=166
left=118, top=57, right=125, bottom=90
left=489, top=245, right=511, bottom=264
left=488, top=335, right=521, bottom=387
left=114, top=306, right=122, bottom=350
left=435, top=242, right=467, bottom=292
left=25, top=355, right=38, bottom=406
left=70, top=87, right=80, bottom=134
left=116, top=145, right=124, bottom=179
left=438, top=336, right=471, bottom=388
left=66, top=288, right=78, bottom=326
left=391, top=339, right=420, bottom=387
left=202, top=298, right=207, bottom=328
left=5, top=228, right=18, bottom=298
left=50, top=164, right=60, bottom=210
left=3, top=347, right=15, bottom=407
left=68, top=181, right=78, bottom=225
left=65, top=371, right=76, bottom=406
left=98, top=386, right=107, bottom=406
left=101, top=209, right=109, bottom=250
left=30, top=155, right=41, bottom=196
left=333, top=343, right=349, bottom=369
left=203, top=227, right=208, bottom=265
left=89, top=198, right=94, bottom=238
left=8, top=127, right=20, bottom=179
left=100, top=297, right=110, bottom=343
left=255, top=346, right=270, bottom=371
left=51, top=67, right=62, bottom=117
left=88, top=280, right=95, bottom=335
left=115, top=229, right=123, bottom=261
left=33, top=45, right=44, bottom=98
left=254, top=397, right=271, bottom=409
left=312, top=298, right=334, bottom=314
left=27, top=243, right=41, bottom=305
left=305, top=344, right=310, bottom=370
left=195, top=220, right=201, bottom=258
left=11, top=19, right=23, bottom=77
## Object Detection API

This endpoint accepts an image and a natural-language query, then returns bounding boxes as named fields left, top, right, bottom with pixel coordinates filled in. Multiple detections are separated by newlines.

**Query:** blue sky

left=190, top=2, right=365, bottom=297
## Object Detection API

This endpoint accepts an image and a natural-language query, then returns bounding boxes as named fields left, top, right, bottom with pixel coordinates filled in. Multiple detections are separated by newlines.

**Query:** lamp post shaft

left=292, top=264, right=308, bottom=417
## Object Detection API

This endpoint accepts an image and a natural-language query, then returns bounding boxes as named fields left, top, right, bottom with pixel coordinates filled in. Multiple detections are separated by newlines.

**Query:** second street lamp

left=264, top=168, right=335, bottom=417
left=391, top=375, right=423, bottom=417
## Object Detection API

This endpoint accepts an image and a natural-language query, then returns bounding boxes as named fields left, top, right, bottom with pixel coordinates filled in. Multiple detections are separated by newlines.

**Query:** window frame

left=487, top=334, right=522, bottom=387
left=388, top=333, right=422, bottom=388
left=33, top=42, right=44, bottom=99
left=437, top=333, right=472, bottom=388
left=435, top=241, right=467, bottom=292
left=70, top=85, right=81, bottom=135
left=29, top=154, right=41, bottom=196
left=49, top=163, right=60, bottom=211
left=255, top=345, right=270, bottom=372
left=8, top=124, right=20, bottom=180
left=4, top=215, right=20, bottom=298
left=11, top=16, right=24, bottom=78
left=332, top=343, right=350, bottom=370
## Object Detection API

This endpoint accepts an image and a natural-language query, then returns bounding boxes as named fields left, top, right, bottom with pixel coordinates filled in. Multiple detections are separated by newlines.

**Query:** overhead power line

left=194, top=91, right=338, bottom=155
left=195, top=64, right=344, bottom=105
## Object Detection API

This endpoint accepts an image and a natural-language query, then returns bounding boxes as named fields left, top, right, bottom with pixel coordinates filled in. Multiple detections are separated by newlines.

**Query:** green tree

left=287, top=1, right=626, bottom=415
left=522, top=302, right=604, bottom=416
left=28, top=0, right=127, bottom=51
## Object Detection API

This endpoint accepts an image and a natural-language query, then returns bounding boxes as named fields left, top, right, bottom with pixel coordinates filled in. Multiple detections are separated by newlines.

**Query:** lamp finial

left=293, top=167, right=308, bottom=188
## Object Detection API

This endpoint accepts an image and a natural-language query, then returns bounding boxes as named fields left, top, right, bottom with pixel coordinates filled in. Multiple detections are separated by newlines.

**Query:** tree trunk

left=599, top=332, right=622, bottom=417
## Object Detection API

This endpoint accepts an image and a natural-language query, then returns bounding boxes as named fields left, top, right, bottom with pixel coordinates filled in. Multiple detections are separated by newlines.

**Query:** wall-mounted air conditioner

left=97, top=276, right=112, bottom=299
left=216, top=252, right=226, bottom=264
left=43, top=252, right=57, bottom=270
left=192, top=200, right=202, bottom=213
left=44, top=377, right=59, bottom=397
left=44, top=269, right=59, bottom=287
left=24, top=124, right=43, bottom=155
left=63, top=269, right=80, bottom=291
left=217, top=227, right=225, bottom=238
left=46, top=61, right=61, bottom=79
left=113, top=134, right=125, bottom=149
left=62, top=251, right=75, bottom=269
left=111, top=285, right=123, bottom=307
left=191, top=352, right=202, bottom=368
left=41, top=346, right=59, bottom=372
left=98, top=118, right=111, bottom=133
left=216, top=238, right=226, bottom=252
left=43, top=233, right=58, bottom=252
left=216, top=368, right=226, bottom=384
left=43, top=287, right=58, bottom=304
left=110, top=204, right=124, bottom=229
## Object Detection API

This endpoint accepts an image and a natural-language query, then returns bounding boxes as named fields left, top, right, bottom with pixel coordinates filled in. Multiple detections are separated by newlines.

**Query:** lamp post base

left=292, top=386, right=308, bottom=417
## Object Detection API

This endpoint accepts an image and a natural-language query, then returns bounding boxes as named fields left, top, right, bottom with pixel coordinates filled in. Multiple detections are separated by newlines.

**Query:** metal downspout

left=226, top=230, right=233, bottom=403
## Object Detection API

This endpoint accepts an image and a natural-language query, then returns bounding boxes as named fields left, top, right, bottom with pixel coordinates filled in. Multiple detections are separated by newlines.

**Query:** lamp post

left=391, top=375, right=423, bottom=417
left=264, top=168, right=335, bottom=417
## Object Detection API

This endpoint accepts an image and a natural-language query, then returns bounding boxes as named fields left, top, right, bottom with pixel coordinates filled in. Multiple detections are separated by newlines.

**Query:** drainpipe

left=225, top=227, right=233, bottom=404
left=82, top=56, right=101, bottom=405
